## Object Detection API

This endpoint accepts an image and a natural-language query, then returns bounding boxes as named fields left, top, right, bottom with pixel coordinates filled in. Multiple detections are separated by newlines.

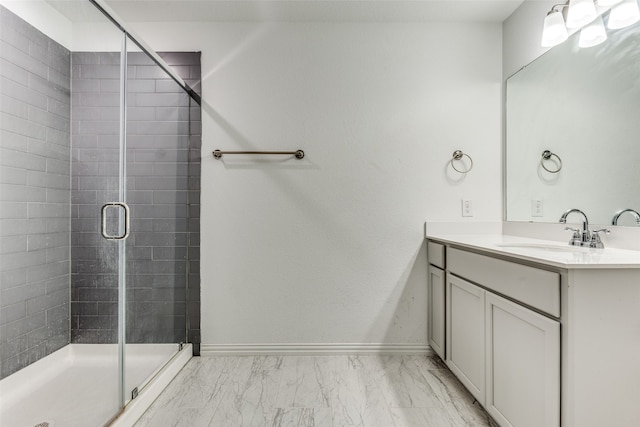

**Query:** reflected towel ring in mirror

left=450, top=150, right=473, bottom=173
left=540, top=150, right=563, bottom=173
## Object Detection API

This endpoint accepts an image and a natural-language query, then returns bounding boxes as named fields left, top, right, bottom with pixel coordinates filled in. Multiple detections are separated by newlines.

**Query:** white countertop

left=426, top=233, right=640, bottom=269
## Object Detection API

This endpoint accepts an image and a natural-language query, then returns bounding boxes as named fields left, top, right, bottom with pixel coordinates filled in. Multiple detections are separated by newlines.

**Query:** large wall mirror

left=505, top=16, right=640, bottom=227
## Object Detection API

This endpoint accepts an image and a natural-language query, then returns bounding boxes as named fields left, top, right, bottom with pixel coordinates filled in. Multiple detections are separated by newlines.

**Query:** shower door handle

left=101, top=202, right=131, bottom=240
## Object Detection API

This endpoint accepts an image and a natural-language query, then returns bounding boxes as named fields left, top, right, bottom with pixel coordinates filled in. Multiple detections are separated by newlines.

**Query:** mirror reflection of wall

left=505, top=18, right=640, bottom=226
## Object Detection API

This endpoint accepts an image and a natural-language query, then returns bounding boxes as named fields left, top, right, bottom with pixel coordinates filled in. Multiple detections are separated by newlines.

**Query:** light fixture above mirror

left=609, top=0, right=640, bottom=27
left=542, top=8, right=570, bottom=46
left=566, top=0, right=598, bottom=28
left=579, top=15, right=608, bottom=46
left=541, top=0, right=640, bottom=47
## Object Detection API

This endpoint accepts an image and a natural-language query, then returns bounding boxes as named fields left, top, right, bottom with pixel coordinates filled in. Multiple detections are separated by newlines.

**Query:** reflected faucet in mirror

left=612, top=209, right=640, bottom=226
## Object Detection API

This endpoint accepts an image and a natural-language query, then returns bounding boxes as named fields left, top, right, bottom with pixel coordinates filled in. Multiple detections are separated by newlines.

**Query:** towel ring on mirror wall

left=450, top=150, right=473, bottom=173
left=540, top=150, right=562, bottom=173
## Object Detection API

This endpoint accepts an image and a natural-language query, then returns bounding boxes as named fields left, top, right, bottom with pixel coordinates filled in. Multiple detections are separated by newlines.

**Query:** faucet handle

left=565, top=227, right=582, bottom=246
left=589, top=229, right=610, bottom=249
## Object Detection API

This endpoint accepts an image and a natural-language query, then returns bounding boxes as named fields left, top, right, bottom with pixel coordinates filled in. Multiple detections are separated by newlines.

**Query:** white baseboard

left=201, top=343, right=432, bottom=356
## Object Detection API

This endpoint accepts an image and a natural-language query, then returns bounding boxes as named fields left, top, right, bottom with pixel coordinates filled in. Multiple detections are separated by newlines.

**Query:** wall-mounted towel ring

left=540, top=150, right=562, bottom=173
left=450, top=150, right=473, bottom=174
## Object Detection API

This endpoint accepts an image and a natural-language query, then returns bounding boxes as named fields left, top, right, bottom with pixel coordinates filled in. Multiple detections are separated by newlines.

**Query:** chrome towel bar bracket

left=213, top=149, right=305, bottom=160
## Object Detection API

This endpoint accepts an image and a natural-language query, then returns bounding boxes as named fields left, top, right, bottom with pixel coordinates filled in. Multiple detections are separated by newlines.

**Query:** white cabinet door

left=485, top=292, right=560, bottom=427
left=446, top=273, right=485, bottom=405
left=428, top=265, right=445, bottom=359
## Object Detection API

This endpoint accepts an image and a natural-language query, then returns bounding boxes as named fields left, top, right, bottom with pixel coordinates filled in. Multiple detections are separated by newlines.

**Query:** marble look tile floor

left=134, top=354, right=497, bottom=427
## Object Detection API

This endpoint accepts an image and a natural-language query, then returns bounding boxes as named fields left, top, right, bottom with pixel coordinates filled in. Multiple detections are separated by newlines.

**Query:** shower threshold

left=0, top=343, right=191, bottom=427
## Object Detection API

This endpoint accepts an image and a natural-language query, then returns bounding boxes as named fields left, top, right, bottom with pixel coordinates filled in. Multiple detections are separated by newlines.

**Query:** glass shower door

left=1, top=1, right=197, bottom=424
left=122, top=38, right=191, bottom=402
left=66, top=4, right=127, bottom=424
left=73, top=36, right=130, bottom=416
left=74, top=30, right=132, bottom=413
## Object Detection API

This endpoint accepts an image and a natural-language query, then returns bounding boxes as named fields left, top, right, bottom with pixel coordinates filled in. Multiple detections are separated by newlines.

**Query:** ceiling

left=48, top=0, right=525, bottom=23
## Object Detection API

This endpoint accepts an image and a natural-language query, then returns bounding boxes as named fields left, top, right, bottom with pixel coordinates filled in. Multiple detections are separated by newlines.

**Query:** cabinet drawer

left=428, top=241, right=445, bottom=269
left=448, top=247, right=560, bottom=317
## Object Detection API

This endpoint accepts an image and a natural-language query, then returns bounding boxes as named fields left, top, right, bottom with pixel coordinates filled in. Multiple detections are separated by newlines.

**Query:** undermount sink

left=495, top=243, right=589, bottom=253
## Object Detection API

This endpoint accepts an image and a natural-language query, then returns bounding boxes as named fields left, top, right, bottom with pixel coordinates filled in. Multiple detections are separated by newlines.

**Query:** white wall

left=91, top=21, right=503, bottom=350
left=71, top=22, right=124, bottom=51
left=0, top=0, right=73, bottom=48
left=503, top=0, right=555, bottom=79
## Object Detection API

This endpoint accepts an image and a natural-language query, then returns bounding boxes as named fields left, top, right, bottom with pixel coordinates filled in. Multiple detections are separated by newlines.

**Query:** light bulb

left=541, top=10, right=570, bottom=47
left=579, top=16, right=608, bottom=47
left=566, top=0, right=598, bottom=28
left=608, top=0, right=640, bottom=29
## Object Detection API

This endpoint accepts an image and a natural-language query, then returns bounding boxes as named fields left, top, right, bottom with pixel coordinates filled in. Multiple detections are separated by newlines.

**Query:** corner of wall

left=0, top=0, right=72, bottom=49
left=502, top=0, right=556, bottom=82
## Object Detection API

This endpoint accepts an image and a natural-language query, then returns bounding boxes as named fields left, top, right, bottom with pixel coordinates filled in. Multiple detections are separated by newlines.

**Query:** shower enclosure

left=0, top=0, right=201, bottom=425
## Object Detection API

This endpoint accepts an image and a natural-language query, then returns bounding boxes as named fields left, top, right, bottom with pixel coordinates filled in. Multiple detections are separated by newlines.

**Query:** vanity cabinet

left=485, top=291, right=560, bottom=427
left=428, top=266, right=445, bottom=359
left=426, top=233, right=640, bottom=427
left=430, top=241, right=560, bottom=427
left=427, top=241, right=446, bottom=360
left=446, top=274, right=485, bottom=404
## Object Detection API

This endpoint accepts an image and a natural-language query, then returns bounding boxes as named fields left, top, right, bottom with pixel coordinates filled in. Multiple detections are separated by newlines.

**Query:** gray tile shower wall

left=70, top=51, right=201, bottom=349
left=70, top=50, right=121, bottom=344
left=0, top=6, right=71, bottom=379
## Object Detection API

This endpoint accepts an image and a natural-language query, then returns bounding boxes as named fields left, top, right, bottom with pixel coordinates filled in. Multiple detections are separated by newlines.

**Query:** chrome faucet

left=611, top=208, right=640, bottom=226
left=559, top=208, right=610, bottom=248
left=559, top=208, right=590, bottom=246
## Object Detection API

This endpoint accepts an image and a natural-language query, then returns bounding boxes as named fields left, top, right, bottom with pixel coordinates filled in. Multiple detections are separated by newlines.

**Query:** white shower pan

left=0, top=343, right=191, bottom=427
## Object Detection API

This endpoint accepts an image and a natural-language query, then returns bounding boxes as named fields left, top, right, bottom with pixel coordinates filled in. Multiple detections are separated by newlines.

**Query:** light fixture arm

left=548, top=2, right=570, bottom=13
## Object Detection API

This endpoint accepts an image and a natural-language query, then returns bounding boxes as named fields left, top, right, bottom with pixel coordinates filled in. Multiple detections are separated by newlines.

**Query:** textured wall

left=198, top=23, right=503, bottom=348
left=70, top=50, right=201, bottom=347
left=0, top=5, right=71, bottom=379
